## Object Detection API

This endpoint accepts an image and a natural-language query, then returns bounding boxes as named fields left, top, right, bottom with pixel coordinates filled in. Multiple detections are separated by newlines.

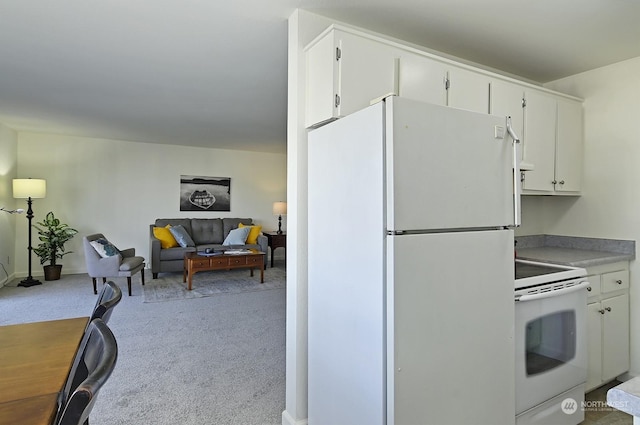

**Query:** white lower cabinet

left=585, top=263, right=630, bottom=392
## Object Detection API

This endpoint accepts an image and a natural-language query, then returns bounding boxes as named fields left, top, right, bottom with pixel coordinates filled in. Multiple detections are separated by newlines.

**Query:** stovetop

left=515, top=259, right=587, bottom=290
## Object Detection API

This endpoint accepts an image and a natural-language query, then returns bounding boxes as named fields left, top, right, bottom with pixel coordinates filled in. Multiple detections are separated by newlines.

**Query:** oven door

left=515, top=281, right=589, bottom=415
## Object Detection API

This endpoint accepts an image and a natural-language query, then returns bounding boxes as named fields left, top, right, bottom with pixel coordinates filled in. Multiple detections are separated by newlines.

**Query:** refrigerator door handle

left=507, top=116, right=521, bottom=228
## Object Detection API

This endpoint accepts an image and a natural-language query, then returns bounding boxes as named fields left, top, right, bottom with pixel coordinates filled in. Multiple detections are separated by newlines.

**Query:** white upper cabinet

left=522, top=89, right=558, bottom=192
left=447, top=65, right=490, bottom=114
left=490, top=79, right=525, bottom=164
left=555, top=98, right=583, bottom=193
left=305, top=28, right=398, bottom=128
left=397, top=52, right=447, bottom=106
left=398, top=54, right=490, bottom=114
left=521, top=90, right=583, bottom=194
left=304, top=25, right=583, bottom=193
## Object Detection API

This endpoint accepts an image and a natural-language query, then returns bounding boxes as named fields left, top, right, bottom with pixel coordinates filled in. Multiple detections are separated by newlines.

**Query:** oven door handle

left=515, top=281, right=591, bottom=303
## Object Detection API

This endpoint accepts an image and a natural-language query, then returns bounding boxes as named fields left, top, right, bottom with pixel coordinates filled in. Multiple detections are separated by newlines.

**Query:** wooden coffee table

left=183, top=250, right=265, bottom=290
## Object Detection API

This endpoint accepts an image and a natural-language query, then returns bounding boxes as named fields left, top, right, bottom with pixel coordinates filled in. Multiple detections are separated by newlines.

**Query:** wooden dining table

left=0, top=317, right=88, bottom=425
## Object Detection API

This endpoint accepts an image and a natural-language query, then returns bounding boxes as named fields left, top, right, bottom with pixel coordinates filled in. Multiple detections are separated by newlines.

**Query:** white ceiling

left=1, top=0, right=639, bottom=154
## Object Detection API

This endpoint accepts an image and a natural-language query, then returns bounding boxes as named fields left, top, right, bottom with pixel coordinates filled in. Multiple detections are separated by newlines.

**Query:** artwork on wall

left=180, top=175, right=231, bottom=212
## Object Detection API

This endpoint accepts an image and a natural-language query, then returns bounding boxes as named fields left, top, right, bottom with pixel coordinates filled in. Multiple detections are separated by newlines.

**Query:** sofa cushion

left=155, top=219, right=192, bottom=236
left=223, top=227, right=250, bottom=246
left=153, top=225, right=179, bottom=249
left=169, top=224, right=195, bottom=247
left=238, top=223, right=262, bottom=244
left=191, top=218, right=224, bottom=244
left=159, top=246, right=196, bottom=261
left=223, top=218, right=253, bottom=239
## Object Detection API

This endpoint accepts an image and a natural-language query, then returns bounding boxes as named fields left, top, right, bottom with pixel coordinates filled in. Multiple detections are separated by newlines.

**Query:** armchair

left=83, top=233, right=145, bottom=296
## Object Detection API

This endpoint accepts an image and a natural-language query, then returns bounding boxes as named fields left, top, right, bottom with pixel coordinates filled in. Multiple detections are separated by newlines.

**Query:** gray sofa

left=149, top=218, right=268, bottom=278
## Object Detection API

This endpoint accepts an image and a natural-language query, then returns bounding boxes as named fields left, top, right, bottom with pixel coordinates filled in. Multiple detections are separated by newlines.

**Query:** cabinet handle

left=335, top=94, right=341, bottom=107
left=552, top=180, right=557, bottom=185
left=616, top=279, right=623, bottom=285
left=587, top=286, right=592, bottom=292
left=559, top=180, right=565, bottom=185
left=605, top=307, right=612, bottom=312
left=598, top=309, right=606, bottom=314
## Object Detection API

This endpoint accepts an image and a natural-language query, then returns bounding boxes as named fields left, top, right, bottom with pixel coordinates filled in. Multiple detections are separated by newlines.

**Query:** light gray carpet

left=144, top=266, right=285, bottom=303
left=0, top=262, right=286, bottom=425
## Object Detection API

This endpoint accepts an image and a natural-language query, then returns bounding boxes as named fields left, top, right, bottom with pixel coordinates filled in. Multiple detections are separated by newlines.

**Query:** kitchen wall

left=13, top=131, right=287, bottom=278
left=0, top=124, right=19, bottom=286
left=522, top=55, right=640, bottom=376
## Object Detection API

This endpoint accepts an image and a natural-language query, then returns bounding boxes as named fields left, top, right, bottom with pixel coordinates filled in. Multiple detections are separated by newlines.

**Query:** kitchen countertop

left=607, top=378, right=640, bottom=418
left=515, top=235, right=635, bottom=268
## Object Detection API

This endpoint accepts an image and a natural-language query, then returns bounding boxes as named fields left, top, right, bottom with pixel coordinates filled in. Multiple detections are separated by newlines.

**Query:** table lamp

left=273, top=201, right=287, bottom=235
left=13, top=178, right=46, bottom=287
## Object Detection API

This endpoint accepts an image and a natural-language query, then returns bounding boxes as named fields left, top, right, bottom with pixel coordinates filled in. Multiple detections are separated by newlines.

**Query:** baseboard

left=282, top=410, right=308, bottom=425
left=0, top=272, right=16, bottom=288
left=618, top=372, right=638, bottom=382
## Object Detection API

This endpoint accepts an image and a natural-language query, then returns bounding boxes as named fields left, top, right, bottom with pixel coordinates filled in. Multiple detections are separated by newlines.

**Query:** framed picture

left=180, top=175, right=231, bottom=212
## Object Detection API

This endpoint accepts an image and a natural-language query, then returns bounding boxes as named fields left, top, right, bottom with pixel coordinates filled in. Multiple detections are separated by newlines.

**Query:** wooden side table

left=264, top=232, right=286, bottom=268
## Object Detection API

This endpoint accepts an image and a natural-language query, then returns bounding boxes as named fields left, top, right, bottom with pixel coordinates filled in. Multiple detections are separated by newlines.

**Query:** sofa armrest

left=149, top=225, right=162, bottom=274
left=257, top=234, right=268, bottom=265
left=120, top=247, right=135, bottom=258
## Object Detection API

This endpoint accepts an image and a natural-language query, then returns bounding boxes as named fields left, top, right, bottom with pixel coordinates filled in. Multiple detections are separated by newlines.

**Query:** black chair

left=90, top=281, right=122, bottom=324
left=55, top=319, right=118, bottom=425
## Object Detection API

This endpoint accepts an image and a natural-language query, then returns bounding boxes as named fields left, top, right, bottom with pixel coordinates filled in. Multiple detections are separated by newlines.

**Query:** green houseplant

left=32, top=211, right=78, bottom=281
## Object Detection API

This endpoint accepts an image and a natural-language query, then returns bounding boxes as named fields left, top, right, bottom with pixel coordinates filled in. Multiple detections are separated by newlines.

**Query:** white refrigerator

left=307, top=96, right=518, bottom=425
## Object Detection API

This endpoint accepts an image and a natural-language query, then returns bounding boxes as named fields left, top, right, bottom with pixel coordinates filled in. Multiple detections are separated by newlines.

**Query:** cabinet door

left=490, top=80, right=524, bottom=164
left=447, top=65, right=490, bottom=114
left=337, top=31, right=397, bottom=118
left=397, top=52, right=447, bottom=106
left=555, top=98, right=583, bottom=192
left=602, top=293, right=630, bottom=382
left=305, top=30, right=397, bottom=128
left=522, top=90, right=557, bottom=192
left=586, top=302, right=603, bottom=391
left=306, top=32, right=337, bottom=127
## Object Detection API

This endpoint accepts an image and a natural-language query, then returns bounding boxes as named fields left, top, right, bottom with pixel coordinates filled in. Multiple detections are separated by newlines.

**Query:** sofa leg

left=127, top=277, right=132, bottom=296
left=141, top=268, right=145, bottom=285
left=153, top=272, right=158, bottom=279
left=92, top=278, right=97, bottom=295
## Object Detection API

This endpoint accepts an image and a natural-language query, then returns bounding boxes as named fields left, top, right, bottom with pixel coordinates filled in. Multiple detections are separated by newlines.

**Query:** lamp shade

left=13, top=179, right=46, bottom=199
left=273, top=201, right=287, bottom=215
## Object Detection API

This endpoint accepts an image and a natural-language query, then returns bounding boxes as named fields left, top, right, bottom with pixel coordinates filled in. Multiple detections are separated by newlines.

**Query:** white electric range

left=514, top=259, right=591, bottom=425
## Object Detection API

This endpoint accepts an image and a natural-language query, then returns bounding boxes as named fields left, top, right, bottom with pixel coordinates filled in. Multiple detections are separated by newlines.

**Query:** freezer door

left=387, top=230, right=515, bottom=425
left=386, top=97, right=515, bottom=231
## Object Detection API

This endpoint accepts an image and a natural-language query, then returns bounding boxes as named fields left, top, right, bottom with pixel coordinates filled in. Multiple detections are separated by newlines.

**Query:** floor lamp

left=13, top=178, right=46, bottom=287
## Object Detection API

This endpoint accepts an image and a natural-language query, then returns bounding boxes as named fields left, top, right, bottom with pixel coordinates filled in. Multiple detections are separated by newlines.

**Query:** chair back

left=83, top=233, right=108, bottom=277
left=90, top=281, right=122, bottom=324
left=55, top=319, right=118, bottom=425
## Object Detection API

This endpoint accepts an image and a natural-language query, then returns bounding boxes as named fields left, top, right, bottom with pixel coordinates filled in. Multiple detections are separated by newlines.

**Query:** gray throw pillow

left=222, top=227, right=250, bottom=246
left=169, top=225, right=196, bottom=247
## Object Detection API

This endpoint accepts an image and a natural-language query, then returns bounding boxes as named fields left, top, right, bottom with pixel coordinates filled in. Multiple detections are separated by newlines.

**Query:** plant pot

left=43, top=265, right=63, bottom=281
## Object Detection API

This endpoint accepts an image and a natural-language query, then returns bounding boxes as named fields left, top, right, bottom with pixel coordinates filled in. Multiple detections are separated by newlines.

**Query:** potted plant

left=32, top=211, right=78, bottom=281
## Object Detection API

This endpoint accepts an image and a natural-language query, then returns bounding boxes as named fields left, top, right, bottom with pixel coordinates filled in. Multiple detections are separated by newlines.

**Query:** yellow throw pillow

left=153, top=225, right=179, bottom=249
left=238, top=223, right=262, bottom=245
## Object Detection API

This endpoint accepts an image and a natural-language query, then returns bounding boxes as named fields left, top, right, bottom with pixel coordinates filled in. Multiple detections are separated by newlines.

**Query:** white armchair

left=82, top=233, right=145, bottom=296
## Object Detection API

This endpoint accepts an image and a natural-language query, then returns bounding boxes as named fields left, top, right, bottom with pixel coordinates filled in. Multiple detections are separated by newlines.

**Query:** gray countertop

left=515, top=235, right=635, bottom=268
left=607, top=378, right=640, bottom=417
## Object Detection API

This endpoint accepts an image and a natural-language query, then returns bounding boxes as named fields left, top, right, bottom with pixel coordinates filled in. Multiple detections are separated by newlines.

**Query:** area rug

left=143, top=265, right=286, bottom=303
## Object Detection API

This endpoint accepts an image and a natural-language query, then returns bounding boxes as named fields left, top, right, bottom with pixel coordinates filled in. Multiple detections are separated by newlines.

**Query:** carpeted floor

left=144, top=266, right=286, bottom=303
left=0, top=262, right=286, bottom=425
